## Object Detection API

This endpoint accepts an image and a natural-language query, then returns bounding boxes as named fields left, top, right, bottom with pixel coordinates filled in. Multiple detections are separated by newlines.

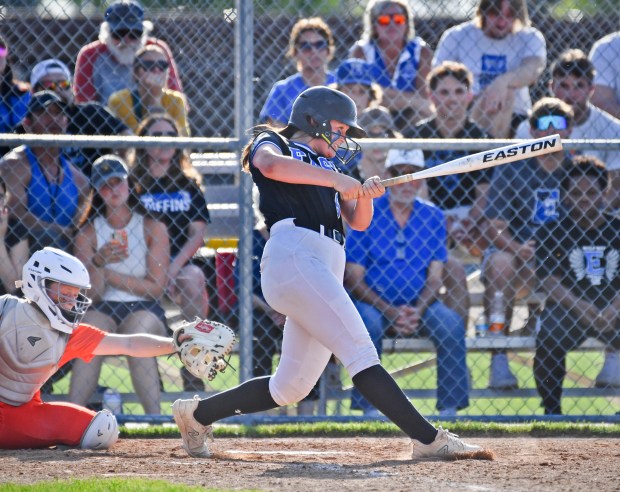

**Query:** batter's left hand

left=360, top=176, right=385, bottom=199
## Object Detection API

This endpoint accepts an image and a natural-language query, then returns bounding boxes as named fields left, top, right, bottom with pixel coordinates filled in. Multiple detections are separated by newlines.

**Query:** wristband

left=92, top=254, right=104, bottom=268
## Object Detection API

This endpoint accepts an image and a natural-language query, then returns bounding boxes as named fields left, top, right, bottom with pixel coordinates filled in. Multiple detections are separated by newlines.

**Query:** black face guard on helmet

left=284, top=86, right=366, bottom=167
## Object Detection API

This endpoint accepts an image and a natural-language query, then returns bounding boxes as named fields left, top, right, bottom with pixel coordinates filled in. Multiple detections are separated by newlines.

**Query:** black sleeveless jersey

left=249, top=131, right=344, bottom=234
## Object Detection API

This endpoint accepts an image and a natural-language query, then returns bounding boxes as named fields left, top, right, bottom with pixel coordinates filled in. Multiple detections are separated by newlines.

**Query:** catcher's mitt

left=173, top=318, right=236, bottom=381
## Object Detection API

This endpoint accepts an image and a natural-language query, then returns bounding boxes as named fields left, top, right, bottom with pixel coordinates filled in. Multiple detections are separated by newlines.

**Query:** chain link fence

left=1, top=0, right=619, bottom=420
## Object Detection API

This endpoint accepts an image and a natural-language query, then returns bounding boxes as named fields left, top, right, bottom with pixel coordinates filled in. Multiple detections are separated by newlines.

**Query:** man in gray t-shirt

left=482, top=97, right=574, bottom=391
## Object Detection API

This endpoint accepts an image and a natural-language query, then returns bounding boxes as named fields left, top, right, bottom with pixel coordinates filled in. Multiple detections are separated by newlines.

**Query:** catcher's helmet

left=286, top=86, right=366, bottom=139
left=18, top=247, right=92, bottom=334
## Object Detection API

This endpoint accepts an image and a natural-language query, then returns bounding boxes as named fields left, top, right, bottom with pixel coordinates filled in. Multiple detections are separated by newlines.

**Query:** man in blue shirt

left=344, top=151, right=469, bottom=416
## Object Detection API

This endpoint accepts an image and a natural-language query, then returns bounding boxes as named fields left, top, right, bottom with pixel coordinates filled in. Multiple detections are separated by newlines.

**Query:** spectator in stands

left=355, top=106, right=402, bottom=181
left=589, top=30, right=620, bottom=121
left=534, top=156, right=620, bottom=413
left=259, top=17, right=336, bottom=126
left=344, top=150, right=469, bottom=417
left=515, top=49, right=620, bottom=213
left=0, top=91, right=91, bottom=254
left=517, top=51, right=620, bottom=389
left=483, top=97, right=573, bottom=390
left=0, top=35, right=31, bottom=157
left=74, top=0, right=182, bottom=106
left=349, top=0, right=432, bottom=133
left=0, top=175, right=28, bottom=295
left=333, top=58, right=382, bottom=115
left=69, top=155, right=169, bottom=415
left=29, top=58, right=131, bottom=176
left=515, top=49, right=620, bottom=167
left=332, top=59, right=384, bottom=179
left=108, top=46, right=190, bottom=136
left=407, top=61, right=492, bottom=324
left=433, top=0, right=546, bottom=138
left=131, top=114, right=208, bottom=322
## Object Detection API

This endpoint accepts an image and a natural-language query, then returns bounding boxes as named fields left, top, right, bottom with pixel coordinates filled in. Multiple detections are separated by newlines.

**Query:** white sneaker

left=411, top=427, right=482, bottom=460
left=595, top=351, right=620, bottom=388
left=172, top=395, right=212, bottom=458
left=488, top=353, right=518, bottom=390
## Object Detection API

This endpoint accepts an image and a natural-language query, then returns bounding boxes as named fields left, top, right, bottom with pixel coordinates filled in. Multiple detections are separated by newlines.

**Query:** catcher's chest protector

left=0, top=295, right=69, bottom=405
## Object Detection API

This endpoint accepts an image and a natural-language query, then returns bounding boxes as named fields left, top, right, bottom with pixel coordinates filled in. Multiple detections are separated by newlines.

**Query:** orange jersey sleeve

left=57, top=324, right=106, bottom=368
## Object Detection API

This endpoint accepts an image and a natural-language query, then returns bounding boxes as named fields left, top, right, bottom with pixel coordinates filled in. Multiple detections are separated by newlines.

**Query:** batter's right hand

left=334, top=173, right=363, bottom=201
left=360, top=176, right=385, bottom=199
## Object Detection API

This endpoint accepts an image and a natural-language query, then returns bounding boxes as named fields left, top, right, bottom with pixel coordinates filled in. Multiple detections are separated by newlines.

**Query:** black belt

left=294, top=220, right=345, bottom=246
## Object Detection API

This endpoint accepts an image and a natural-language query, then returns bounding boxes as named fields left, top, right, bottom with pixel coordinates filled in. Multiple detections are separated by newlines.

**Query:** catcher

left=0, top=247, right=234, bottom=450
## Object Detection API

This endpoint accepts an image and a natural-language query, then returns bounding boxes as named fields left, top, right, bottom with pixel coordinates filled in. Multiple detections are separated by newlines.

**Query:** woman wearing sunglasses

left=107, top=45, right=190, bottom=136
left=259, top=17, right=337, bottom=127
left=349, top=0, right=433, bottom=133
left=0, top=35, right=31, bottom=157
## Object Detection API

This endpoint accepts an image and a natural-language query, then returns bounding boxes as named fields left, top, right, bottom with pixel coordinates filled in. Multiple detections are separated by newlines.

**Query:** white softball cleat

left=411, top=427, right=483, bottom=460
left=172, top=395, right=213, bottom=458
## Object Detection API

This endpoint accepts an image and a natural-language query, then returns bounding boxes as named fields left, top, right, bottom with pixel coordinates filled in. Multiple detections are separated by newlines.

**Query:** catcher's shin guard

left=80, top=410, right=119, bottom=450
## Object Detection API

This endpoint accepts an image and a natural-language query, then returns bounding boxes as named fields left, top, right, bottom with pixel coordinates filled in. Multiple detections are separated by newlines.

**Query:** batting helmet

left=286, top=86, right=366, bottom=139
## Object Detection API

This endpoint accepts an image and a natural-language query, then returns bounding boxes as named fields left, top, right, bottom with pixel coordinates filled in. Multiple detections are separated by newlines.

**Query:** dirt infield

left=1, top=437, right=619, bottom=491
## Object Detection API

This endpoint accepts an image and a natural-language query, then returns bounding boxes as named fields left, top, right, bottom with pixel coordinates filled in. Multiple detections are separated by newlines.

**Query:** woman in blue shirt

left=349, top=0, right=432, bottom=132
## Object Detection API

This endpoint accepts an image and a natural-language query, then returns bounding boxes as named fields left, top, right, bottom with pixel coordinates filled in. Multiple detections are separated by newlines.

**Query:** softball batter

left=173, top=86, right=487, bottom=460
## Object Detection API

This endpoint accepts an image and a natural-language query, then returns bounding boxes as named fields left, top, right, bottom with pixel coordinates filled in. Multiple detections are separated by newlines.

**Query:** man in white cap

left=344, top=148, right=470, bottom=417
left=29, top=58, right=131, bottom=176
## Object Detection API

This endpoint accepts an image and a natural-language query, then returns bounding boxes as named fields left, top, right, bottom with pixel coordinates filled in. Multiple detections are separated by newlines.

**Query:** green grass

left=119, top=421, right=620, bottom=439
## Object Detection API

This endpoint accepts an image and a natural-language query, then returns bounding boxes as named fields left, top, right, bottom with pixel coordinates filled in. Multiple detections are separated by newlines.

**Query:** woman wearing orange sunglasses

left=349, top=0, right=432, bottom=133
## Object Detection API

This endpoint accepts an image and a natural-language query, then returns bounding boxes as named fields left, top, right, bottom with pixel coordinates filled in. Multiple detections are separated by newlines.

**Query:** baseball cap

left=337, top=59, right=374, bottom=86
left=105, top=0, right=144, bottom=32
left=91, top=155, right=129, bottom=190
left=30, top=59, right=72, bottom=88
left=25, top=91, right=66, bottom=118
left=385, top=149, right=425, bottom=170
left=358, top=106, right=393, bottom=131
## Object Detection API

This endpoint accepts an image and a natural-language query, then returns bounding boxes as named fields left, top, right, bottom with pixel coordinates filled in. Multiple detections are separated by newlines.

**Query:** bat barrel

left=380, top=134, right=562, bottom=188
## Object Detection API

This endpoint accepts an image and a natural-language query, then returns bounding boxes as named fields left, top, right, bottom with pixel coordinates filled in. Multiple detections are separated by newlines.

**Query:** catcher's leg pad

left=80, top=410, right=119, bottom=450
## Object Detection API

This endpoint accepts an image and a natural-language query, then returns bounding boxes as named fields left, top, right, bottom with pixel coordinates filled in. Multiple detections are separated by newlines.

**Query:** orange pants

left=0, top=393, right=95, bottom=449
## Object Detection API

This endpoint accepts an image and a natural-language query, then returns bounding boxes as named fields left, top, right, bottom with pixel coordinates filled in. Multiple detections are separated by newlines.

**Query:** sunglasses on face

left=150, top=131, right=177, bottom=137
left=111, top=29, right=143, bottom=41
left=297, top=40, right=328, bottom=52
left=37, top=80, right=71, bottom=91
left=375, top=13, right=407, bottom=26
left=536, top=114, right=568, bottom=131
left=137, top=59, right=170, bottom=72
